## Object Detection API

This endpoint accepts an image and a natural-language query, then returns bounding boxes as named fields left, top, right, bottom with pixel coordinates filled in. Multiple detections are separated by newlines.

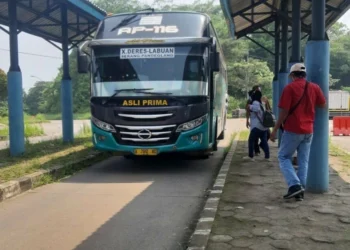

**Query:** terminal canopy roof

left=0, top=0, right=106, bottom=44
left=220, top=0, right=350, bottom=39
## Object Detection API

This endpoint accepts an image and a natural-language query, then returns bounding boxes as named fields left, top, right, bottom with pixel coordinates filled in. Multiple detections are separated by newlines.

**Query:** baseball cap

left=290, top=63, right=306, bottom=74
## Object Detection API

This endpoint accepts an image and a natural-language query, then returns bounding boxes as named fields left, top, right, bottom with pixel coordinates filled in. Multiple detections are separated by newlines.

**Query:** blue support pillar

left=273, top=18, right=280, bottom=116
left=7, top=0, right=25, bottom=156
left=278, top=0, right=289, bottom=146
left=306, top=0, right=329, bottom=193
left=61, top=4, right=74, bottom=143
left=288, top=0, right=302, bottom=83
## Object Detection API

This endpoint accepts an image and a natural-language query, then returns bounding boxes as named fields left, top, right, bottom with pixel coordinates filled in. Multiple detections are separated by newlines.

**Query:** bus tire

left=218, top=129, right=225, bottom=140
left=197, top=153, right=209, bottom=159
left=123, top=155, right=133, bottom=160
left=200, top=154, right=210, bottom=159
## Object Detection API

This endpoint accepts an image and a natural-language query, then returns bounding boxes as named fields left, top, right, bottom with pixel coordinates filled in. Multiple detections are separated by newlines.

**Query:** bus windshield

left=91, top=44, right=209, bottom=97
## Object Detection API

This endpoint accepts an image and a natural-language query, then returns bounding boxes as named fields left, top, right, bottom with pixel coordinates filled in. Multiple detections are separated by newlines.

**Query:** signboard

left=139, top=15, right=163, bottom=25
left=97, top=13, right=207, bottom=39
left=120, top=47, right=175, bottom=59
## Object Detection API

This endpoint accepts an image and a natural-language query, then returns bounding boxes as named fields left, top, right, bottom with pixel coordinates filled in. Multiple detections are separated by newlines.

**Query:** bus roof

left=104, top=11, right=211, bottom=21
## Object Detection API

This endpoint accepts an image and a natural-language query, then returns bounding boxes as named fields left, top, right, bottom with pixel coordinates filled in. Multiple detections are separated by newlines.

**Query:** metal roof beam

left=239, top=14, right=275, bottom=38
left=241, top=10, right=310, bottom=16
left=231, top=0, right=269, bottom=17
left=304, top=0, right=341, bottom=12
left=27, top=3, right=61, bottom=25
left=236, top=15, right=276, bottom=38
left=263, top=1, right=311, bottom=33
left=44, top=39, right=62, bottom=51
left=16, top=1, right=91, bottom=38
left=31, top=23, right=91, bottom=27
left=0, top=15, right=60, bottom=42
left=245, top=35, right=275, bottom=56
left=69, top=25, right=94, bottom=41
left=0, top=25, right=9, bottom=34
left=69, top=27, right=97, bottom=50
left=324, top=0, right=350, bottom=30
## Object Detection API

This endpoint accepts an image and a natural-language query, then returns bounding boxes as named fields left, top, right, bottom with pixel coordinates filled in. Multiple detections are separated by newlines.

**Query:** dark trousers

left=249, top=128, right=270, bottom=159
left=254, top=129, right=270, bottom=154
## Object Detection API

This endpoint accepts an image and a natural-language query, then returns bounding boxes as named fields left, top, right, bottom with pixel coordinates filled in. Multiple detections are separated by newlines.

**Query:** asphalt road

left=0, top=119, right=243, bottom=250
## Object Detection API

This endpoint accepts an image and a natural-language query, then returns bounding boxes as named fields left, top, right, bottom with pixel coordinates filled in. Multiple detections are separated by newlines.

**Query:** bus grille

left=113, top=124, right=179, bottom=146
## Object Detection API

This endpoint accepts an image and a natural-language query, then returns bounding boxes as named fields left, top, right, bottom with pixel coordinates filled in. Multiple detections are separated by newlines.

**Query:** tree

left=228, top=59, right=273, bottom=100
left=0, top=68, right=7, bottom=101
left=0, top=69, right=7, bottom=117
left=329, top=74, right=340, bottom=89
left=24, top=81, right=47, bottom=115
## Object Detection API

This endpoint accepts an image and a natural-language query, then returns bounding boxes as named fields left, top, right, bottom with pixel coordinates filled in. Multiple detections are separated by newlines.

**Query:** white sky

left=0, top=0, right=349, bottom=91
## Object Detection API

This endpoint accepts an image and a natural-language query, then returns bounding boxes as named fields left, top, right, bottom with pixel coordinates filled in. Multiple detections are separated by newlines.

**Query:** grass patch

left=224, top=132, right=237, bottom=155
left=0, top=124, right=44, bottom=140
left=0, top=113, right=48, bottom=125
left=24, top=124, right=44, bottom=137
left=0, top=127, right=109, bottom=184
left=239, top=130, right=249, bottom=141
left=78, top=123, right=92, bottom=137
left=43, top=112, right=90, bottom=120
left=0, top=112, right=90, bottom=126
left=329, top=142, right=350, bottom=167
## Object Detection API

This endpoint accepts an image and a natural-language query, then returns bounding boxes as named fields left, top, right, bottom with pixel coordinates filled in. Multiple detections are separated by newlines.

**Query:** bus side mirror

left=211, top=52, right=220, bottom=72
left=77, top=51, right=89, bottom=74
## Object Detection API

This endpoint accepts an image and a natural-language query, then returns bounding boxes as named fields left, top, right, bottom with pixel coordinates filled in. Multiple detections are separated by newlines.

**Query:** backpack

left=257, top=105, right=276, bottom=128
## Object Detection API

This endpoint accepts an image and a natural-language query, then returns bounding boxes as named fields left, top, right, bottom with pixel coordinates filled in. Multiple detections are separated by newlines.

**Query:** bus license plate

left=134, top=149, right=158, bottom=156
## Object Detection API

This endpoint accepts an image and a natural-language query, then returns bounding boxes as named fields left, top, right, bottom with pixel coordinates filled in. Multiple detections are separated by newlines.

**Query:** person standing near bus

left=270, top=63, right=326, bottom=201
left=246, top=85, right=261, bottom=155
left=244, top=90, right=270, bottom=161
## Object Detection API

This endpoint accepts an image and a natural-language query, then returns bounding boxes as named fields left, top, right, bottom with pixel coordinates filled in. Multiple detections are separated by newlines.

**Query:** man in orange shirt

left=270, top=63, right=326, bottom=201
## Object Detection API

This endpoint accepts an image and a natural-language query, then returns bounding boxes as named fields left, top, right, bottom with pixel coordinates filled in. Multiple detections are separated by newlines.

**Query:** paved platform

left=207, top=139, right=350, bottom=250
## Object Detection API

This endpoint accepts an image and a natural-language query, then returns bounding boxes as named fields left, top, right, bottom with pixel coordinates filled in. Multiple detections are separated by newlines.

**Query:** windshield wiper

left=135, top=91, right=172, bottom=95
left=102, top=88, right=154, bottom=105
left=110, top=8, right=155, bottom=32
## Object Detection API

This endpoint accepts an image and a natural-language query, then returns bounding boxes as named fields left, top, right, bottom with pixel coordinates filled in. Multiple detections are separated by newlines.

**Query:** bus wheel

left=197, top=153, right=209, bottom=159
left=218, top=130, right=225, bottom=140
left=123, top=155, right=134, bottom=160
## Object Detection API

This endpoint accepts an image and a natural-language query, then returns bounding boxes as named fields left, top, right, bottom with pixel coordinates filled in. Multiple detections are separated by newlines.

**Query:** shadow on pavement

left=207, top=140, right=350, bottom=250
left=57, top=145, right=228, bottom=250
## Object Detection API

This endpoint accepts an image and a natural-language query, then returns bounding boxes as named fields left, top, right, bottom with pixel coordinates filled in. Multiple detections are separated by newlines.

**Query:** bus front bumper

left=91, top=122, right=210, bottom=155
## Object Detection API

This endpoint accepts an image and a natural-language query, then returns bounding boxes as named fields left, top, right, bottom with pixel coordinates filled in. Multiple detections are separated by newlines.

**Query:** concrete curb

left=0, top=152, right=103, bottom=203
left=186, top=134, right=239, bottom=250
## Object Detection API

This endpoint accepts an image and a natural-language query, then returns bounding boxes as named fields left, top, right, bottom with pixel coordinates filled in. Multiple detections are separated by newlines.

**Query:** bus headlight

left=91, top=116, right=116, bottom=133
left=176, top=114, right=208, bottom=132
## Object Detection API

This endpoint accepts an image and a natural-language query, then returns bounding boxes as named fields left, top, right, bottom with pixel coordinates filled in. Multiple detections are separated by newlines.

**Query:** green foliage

left=227, top=96, right=246, bottom=113
left=24, top=81, right=47, bottom=115
left=0, top=69, right=8, bottom=117
left=24, top=49, right=91, bottom=115
left=329, top=23, right=350, bottom=89
left=24, top=124, right=44, bottom=137
left=0, top=123, right=44, bottom=140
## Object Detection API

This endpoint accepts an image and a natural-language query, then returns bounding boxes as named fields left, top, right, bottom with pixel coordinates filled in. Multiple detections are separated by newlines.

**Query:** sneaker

left=295, top=192, right=304, bottom=201
left=242, top=156, right=255, bottom=161
left=264, top=158, right=271, bottom=162
left=283, top=185, right=304, bottom=199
